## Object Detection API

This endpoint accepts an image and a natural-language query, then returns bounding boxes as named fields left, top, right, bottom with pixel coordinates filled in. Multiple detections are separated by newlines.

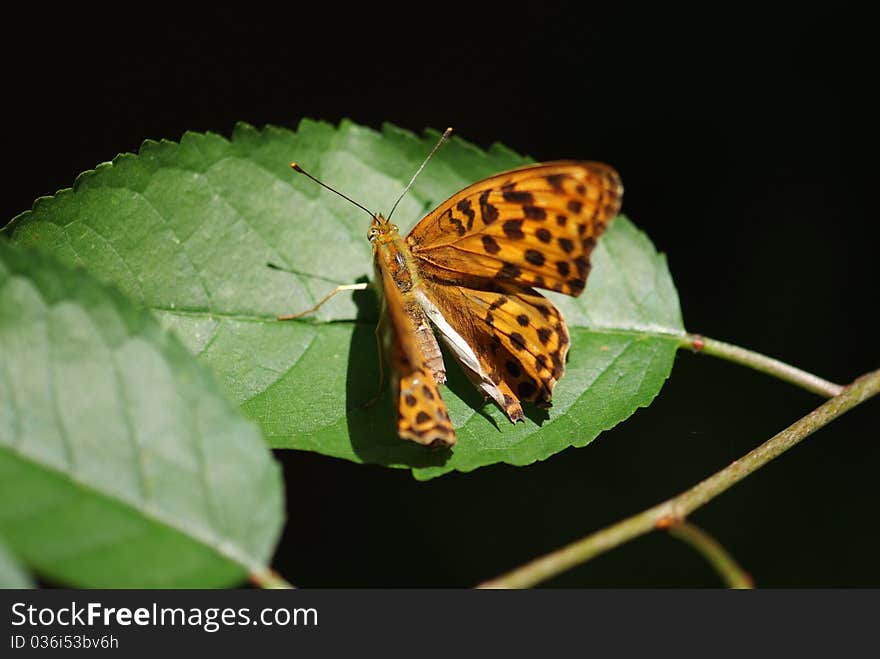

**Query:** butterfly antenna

left=289, top=162, right=375, bottom=218
left=386, top=127, right=453, bottom=221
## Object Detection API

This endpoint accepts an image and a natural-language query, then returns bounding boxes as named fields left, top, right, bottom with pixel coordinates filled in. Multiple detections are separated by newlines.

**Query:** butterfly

left=280, top=129, right=622, bottom=448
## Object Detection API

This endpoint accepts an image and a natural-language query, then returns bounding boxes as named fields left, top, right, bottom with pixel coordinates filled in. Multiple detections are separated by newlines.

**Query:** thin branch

left=478, top=368, right=880, bottom=589
left=665, top=521, right=753, bottom=589
left=682, top=333, right=844, bottom=398
left=249, top=566, right=295, bottom=589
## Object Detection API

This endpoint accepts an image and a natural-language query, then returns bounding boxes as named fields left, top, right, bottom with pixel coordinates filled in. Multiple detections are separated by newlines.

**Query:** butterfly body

left=363, top=161, right=623, bottom=449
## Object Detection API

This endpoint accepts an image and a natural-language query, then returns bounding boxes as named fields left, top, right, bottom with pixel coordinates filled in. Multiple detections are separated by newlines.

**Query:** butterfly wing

left=376, top=247, right=456, bottom=448
left=416, top=283, right=570, bottom=423
left=406, top=161, right=622, bottom=296
left=407, top=161, right=621, bottom=422
left=389, top=334, right=455, bottom=448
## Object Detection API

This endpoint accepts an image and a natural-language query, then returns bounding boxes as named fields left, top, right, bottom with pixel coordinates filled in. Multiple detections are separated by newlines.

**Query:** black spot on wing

left=510, top=332, right=527, bottom=351
left=482, top=235, right=501, bottom=254
left=523, top=205, right=546, bottom=220
left=479, top=190, right=499, bottom=224
left=498, top=262, right=522, bottom=279
left=457, top=198, right=476, bottom=230
left=546, top=174, right=566, bottom=190
left=488, top=296, right=508, bottom=311
left=502, top=189, right=534, bottom=204
left=517, top=380, right=538, bottom=399
left=555, top=322, right=570, bottom=347
left=502, top=219, right=525, bottom=239
left=525, top=249, right=545, bottom=266
left=551, top=351, right=564, bottom=377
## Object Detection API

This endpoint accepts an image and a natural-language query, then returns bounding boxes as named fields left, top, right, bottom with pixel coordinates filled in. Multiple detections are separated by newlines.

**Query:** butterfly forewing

left=406, top=162, right=622, bottom=296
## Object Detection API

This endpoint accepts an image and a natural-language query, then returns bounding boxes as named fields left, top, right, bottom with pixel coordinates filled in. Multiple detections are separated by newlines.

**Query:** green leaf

left=5, top=119, right=685, bottom=479
left=0, top=243, right=284, bottom=586
left=0, top=540, right=33, bottom=588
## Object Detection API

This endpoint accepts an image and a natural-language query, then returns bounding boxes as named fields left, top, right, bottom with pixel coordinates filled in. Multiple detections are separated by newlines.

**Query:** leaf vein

left=110, top=348, right=150, bottom=503
left=124, top=186, right=215, bottom=312
left=46, top=312, right=76, bottom=474
left=0, top=358, right=22, bottom=451
left=2, top=440, right=268, bottom=575
left=77, top=222, right=147, bottom=303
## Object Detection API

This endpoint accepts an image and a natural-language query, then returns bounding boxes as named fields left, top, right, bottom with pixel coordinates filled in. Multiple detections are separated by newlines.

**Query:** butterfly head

left=368, top=213, right=399, bottom=244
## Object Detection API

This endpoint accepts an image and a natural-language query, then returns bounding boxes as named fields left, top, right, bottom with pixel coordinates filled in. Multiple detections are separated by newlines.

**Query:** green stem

left=666, top=521, right=753, bottom=589
left=682, top=334, right=844, bottom=398
left=249, top=566, right=295, bottom=589
left=478, top=368, right=880, bottom=589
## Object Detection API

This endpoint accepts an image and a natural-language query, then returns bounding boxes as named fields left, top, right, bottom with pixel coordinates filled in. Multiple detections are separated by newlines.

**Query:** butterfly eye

left=368, top=227, right=379, bottom=242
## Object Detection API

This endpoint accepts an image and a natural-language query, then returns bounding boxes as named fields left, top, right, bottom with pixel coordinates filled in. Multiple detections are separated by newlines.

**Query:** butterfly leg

left=360, top=310, right=389, bottom=408
left=276, top=283, right=368, bottom=320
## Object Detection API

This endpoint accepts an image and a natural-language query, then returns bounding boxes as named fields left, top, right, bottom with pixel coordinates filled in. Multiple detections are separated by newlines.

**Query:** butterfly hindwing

left=406, top=161, right=622, bottom=296
left=390, top=335, right=456, bottom=448
left=418, top=282, right=571, bottom=423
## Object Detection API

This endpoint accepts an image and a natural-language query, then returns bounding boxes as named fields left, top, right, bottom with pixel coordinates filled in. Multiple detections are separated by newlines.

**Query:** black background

left=3, top=5, right=877, bottom=587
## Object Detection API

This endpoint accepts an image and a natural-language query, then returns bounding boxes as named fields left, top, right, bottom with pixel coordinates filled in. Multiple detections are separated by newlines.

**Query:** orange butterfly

left=281, top=129, right=622, bottom=448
